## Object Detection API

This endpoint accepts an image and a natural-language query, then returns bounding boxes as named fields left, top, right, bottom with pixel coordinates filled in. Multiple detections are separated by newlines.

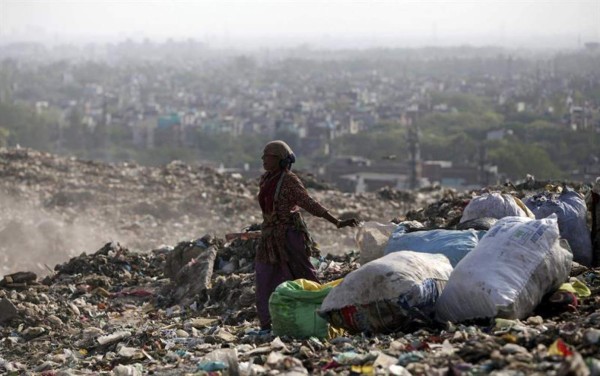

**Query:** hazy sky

left=1, top=0, right=599, bottom=48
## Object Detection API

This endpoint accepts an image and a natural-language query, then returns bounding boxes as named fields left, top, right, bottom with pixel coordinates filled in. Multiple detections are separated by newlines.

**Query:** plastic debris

left=0, top=148, right=599, bottom=374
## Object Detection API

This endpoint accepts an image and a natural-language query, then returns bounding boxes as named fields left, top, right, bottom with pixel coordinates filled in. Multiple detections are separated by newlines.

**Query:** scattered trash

left=0, top=148, right=599, bottom=374
left=0, top=299, right=18, bottom=323
left=161, top=242, right=218, bottom=307
left=548, top=338, right=573, bottom=357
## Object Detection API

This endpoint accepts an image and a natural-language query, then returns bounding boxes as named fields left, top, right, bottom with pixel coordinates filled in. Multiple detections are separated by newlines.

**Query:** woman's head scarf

left=263, top=140, right=296, bottom=169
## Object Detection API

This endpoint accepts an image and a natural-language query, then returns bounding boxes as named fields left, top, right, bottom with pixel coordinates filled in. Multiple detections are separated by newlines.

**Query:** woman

left=255, top=140, right=358, bottom=330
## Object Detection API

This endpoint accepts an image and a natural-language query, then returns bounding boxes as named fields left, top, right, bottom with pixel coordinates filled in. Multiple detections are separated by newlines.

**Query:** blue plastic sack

left=525, top=188, right=592, bottom=266
left=384, top=227, right=486, bottom=267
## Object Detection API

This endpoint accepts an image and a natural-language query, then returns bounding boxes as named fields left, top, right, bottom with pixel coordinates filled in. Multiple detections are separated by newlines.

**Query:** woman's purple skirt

left=255, top=228, right=319, bottom=329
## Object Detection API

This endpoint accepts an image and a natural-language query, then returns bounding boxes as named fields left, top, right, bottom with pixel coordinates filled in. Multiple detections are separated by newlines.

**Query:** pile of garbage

left=2, top=212, right=600, bottom=374
left=0, top=236, right=362, bottom=374
left=2, top=147, right=600, bottom=374
left=0, top=147, right=432, bottom=276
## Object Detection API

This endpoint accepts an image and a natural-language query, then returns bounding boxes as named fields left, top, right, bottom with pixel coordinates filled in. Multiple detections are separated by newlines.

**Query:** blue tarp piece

left=384, top=226, right=486, bottom=267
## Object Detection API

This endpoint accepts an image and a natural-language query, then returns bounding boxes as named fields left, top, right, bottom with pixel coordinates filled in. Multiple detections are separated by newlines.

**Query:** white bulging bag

left=460, top=192, right=534, bottom=223
left=320, top=251, right=453, bottom=333
left=436, top=214, right=572, bottom=322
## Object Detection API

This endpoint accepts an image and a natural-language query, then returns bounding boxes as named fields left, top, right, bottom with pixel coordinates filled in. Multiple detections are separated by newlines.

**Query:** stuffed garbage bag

left=319, top=251, right=453, bottom=334
left=384, top=227, right=486, bottom=267
left=435, top=214, right=572, bottom=323
left=460, top=192, right=534, bottom=223
left=269, top=278, right=342, bottom=339
left=525, top=188, right=592, bottom=266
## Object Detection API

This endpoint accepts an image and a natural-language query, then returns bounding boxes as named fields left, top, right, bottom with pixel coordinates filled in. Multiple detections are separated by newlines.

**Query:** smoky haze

left=1, top=0, right=599, bottom=49
left=0, top=193, right=124, bottom=276
left=1, top=1, right=600, bottom=275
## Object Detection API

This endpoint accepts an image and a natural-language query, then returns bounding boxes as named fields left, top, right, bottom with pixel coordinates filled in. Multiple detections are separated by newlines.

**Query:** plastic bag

left=435, top=215, right=572, bottom=322
left=197, top=348, right=239, bottom=375
left=355, top=221, right=399, bottom=265
left=319, top=251, right=452, bottom=334
left=269, top=279, right=342, bottom=339
left=384, top=227, right=485, bottom=267
left=460, top=192, right=533, bottom=223
left=525, top=188, right=592, bottom=266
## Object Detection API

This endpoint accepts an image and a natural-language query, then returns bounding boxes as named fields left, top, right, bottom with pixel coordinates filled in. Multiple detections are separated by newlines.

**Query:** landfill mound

left=2, top=147, right=600, bottom=374
left=1, top=216, right=600, bottom=374
left=0, top=147, right=437, bottom=276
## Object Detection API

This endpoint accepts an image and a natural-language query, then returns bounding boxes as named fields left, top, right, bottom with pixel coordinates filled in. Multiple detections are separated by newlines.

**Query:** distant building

left=486, top=128, right=513, bottom=141
left=422, top=161, right=498, bottom=189
left=571, top=154, right=600, bottom=181
left=584, top=42, right=600, bottom=51
left=433, top=103, right=449, bottom=112
left=320, top=156, right=412, bottom=193
left=318, top=154, right=498, bottom=193
left=35, top=101, right=49, bottom=114
left=132, top=116, right=156, bottom=149
left=157, top=113, right=181, bottom=129
left=569, top=105, right=590, bottom=130
left=155, top=113, right=183, bottom=147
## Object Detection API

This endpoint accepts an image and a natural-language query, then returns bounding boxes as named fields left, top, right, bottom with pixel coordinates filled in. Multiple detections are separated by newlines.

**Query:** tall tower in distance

left=407, top=122, right=421, bottom=190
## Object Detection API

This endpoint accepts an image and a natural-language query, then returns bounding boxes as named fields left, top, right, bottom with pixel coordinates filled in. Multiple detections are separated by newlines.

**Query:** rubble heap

left=1, top=232, right=600, bottom=374
left=0, top=147, right=436, bottom=275
left=2, top=147, right=600, bottom=374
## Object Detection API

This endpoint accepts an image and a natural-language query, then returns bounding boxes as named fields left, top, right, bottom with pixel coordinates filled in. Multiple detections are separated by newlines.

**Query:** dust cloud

left=0, top=149, right=414, bottom=276
left=0, top=193, right=126, bottom=276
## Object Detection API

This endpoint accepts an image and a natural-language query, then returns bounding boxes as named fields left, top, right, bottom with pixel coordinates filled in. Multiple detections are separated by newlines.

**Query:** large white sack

left=319, top=251, right=453, bottom=334
left=355, top=221, right=399, bottom=265
left=435, top=214, right=572, bottom=323
left=460, top=192, right=534, bottom=223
